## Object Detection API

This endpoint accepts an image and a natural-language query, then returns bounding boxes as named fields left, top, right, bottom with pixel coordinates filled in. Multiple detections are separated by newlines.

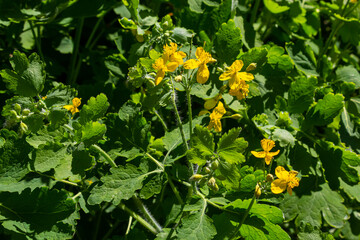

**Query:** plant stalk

left=90, top=144, right=117, bottom=168
left=68, top=17, right=84, bottom=85
left=133, top=195, right=162, bottom=233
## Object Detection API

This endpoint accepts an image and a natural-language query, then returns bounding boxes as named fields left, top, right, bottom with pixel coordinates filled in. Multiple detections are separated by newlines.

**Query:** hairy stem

left=90, top=144, right=117, bottom=168
left=166, top=172, right=184, bottom=205
left=118, top=202, right=158, bottom=235
left=133, top=195, right=162, bottom=233
left=29, top=21, right=44, bottom=60
left=68, top=18, right=84, bottom=85
left=153, top=109, right=168, bottom=131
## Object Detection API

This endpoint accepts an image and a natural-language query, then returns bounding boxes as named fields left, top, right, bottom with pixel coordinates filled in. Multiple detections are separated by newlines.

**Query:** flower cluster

left=63, top=97, right=81, bottom=115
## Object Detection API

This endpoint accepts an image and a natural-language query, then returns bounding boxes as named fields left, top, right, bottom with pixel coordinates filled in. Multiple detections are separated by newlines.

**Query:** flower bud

left=10, top=110, right=18, bottom=118
left=266, top=174, right=274, bottom=182
left=207, top=177, right=216, bottom=187
left=190, top=174, right=204, bottom=181
left=14, top=103, right=21, bottom=114
left=211, top=160, right=219, bottom=170
left=20, top=122, right=28, bottom=133
left=204, top=98, right=217, bottom=110
left=246, top=63, right=257, bottom=72
left=255, top=184, right=261, bottom=198
left=22, top=109, right=31, bottom=116
left=174, top=75, right=183, bottom=82
left=198, top=110, right=210, bottom=116
left=204, top=167, right=211, bottom=174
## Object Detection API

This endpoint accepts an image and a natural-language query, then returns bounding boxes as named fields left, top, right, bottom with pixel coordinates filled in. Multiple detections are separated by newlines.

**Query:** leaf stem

left=68, top=17, right=84, bottom=85
left=186, top=85, right=193, bottom=147
left=29, top=21, right=44, bottom=60
left=118, top=202, right=158, bottom=235
left=153, top=109, right=168, bottom=131
left=145, top=152, right=164, bottom=171
left=90, top=144, right=117, bottom=168
left=250, top=0, right=261, bottom=25
left=102, top=220, right=121, bottom=240
left=133, top=195, right=162, bottom=233
left=170, top=77, right=189, bottom=151
left=166, top=172, right=184, bottom=205
left=230, top=194, right=257, bottom=239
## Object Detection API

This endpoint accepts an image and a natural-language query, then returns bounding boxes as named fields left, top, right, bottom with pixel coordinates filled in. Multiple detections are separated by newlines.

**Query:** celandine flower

left=207, top=101, right=226, bottom=132
left=63, top=97, right=81, bottom=115
left=184, top=47, right=216, bottom=84
left=271, top=166, right=299, bottom=195
left=152, top=58, right=178, bottom=85
left=229, top=81, right=249, bottom=100
left=163, top=42, right=186, bottom=65
left=219, top=60, right=254, bottom=90
left=251, top=139, right=280, bottom=165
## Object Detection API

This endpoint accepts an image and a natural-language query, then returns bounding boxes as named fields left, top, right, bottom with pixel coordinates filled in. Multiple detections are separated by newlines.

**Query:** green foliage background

left=0, top=0, right=360, bottom=239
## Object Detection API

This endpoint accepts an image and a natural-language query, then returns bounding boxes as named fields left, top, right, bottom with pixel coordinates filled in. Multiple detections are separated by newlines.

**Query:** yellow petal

left=166, top=62, right=178, bottom=72
left=251, top=151, right=266, bottom=158
left=155, top=70, right=165, bottom=85
left=219, top=71, right=232, bottom=81
left=264, top=154, right=273, bottom=165
left=197, top=64, right=209, bottom=84
left=214, top=119, right=222, bottom=132
left=268, top=150, right=280, bottom=157
left=184, top=59, right=200, bottom=69
left=232, top=60, right=244, bottom=71
left=207, top=120, right=215, bottom=131
left=214, top=101, right=226, bottom=116
left=63, top=105, right=74, bottom=111
left=238, top=72, right=254, bottom=81
left=195, top=47, right=205, bottom=60
left=261, top=139, right=275, bottom=152
left=153, top=58, right=164, bottom=70
left=271, top=179, right=287, bottom=194
left=229, top=73, right=241, bottom=89
left=178, top=51, right=187, bottom=58
left=275, top=166, right=289, bottom=180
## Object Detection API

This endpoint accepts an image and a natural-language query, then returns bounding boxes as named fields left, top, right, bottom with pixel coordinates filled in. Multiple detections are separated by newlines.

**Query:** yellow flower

left=271, top=166, right=299, bottom=195
left=63, top=97, right=81, bottom=115
left=251, top=139, right=280, bottom=165
left=184, top=47, right=216, bottom=84
left=207, top=101, right=226, bottom=132
left=219, top=60, right=254, bottom=90
left=228, top=82, right=249, bottom=100
left=152, top=57, right=178, bottom=85
left=163, top=42, right=186, bottom=65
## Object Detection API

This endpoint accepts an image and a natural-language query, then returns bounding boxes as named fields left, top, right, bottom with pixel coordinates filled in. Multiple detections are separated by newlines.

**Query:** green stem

left=317, top=21, right=343, bottom=65
left=125, top=217, right=132, bottom=235
left=29, top=21, right=44, bottom=60
left=145, top=152, right=164, bottom=171
left=102, top=220, right=121, bottom=240
left=85, top=16, right=104, bottom=49
left=133, top=195, right=162, bottom=233
left=170, top=77, right=189, bottom=151
left=90, top=144, right=117, bottom=168
left=72, top=192, right=82, bottom=200
left=230, top=194, right=257, bottom=239
left=186, top=85, right=193, bottom=147
left=37, top=172, right=78, bottom=186
left=118, top=202, right=158, bottom=235
left=68, top=18, right=84, bottom=85
left=166, top=172, right=184, bottom=205
left=250, top=0, right=261, bottom=25
left=153, top=109, right=168, bottom=131
left=93, top=204, right=105, bottom=240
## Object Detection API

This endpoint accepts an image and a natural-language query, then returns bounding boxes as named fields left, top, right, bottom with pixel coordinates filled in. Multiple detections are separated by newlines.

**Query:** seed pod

left=20, top=122, right=28, bottom=133
left=255, top=184, right=261, bottom=198
left=190, top=174, right=204, bottom=181
left=230, top=114, right=242, bottom=120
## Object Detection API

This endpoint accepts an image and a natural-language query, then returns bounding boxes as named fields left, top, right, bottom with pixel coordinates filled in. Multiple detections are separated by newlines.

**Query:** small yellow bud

left=22, top=109, right=31, bottom=116
left=246, top=63, right=257, bottom=72
left=174, top=75, right=183, bottom=82
left=230, top=114, right=242, bottom=120
left=207, top=177, right=216, bottom=187
left=190, top=174, right=204, bottom=181
left=20, top=121, right=28, bottom=133
left=255, top=184, right=261, bottom=198
left=211, top=160, right=219, bottom=170
left=266, top=174, right=274, bottom=182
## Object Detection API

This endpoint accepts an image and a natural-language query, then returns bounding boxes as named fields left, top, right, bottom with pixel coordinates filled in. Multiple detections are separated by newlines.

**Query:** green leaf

left=80, top=121, right=107, bottom=146
left=286, top=42, right=318, bottom=76
left=177, top=207, right=217, bottom=240
left=341, top=106, right=359, bottom=138
left=217, top=127, right=248, bottom=164
left=0, top=187, right=76, bottom=239
left=216, top=161, right=241, bottom=190
left=172, top=27, right=194, bottom=43
left=305, top=93, right=344, bottom=126
left=34, top=143, right=67, bottom=173
left=214, top=19, right=242, bottom=64
left=119, top=17, right=137, bottom=29
left=139, top=173, right=163, bottom=199
left=336, top=65, right=360, bottom=89
left=280, top=183, right=348, bottom=228
left=272, top=128, right=295, bottom=147
left=1, top=51, right=45, bottom=97
left=239, top=47, right=268, bottom=70
left=288, top=76, right=317, bottom=113
left=264, top=0, right=290, bottom=14
left=44, top=82, right=77, bottom=108
left=56, top=36, right=74, bottom=54
left=88, top=164, right=147, bottom=205
left=192, top=125, right=214, bottom=156
left=188, top=0, right=205, bottom=13
left=48, top=109, right=68, bottom=129
left=267, top=45, right=293, bottom=72
left=79, top=93, right=110, bottom=125
left=340, top=178, right=360, bottom=203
